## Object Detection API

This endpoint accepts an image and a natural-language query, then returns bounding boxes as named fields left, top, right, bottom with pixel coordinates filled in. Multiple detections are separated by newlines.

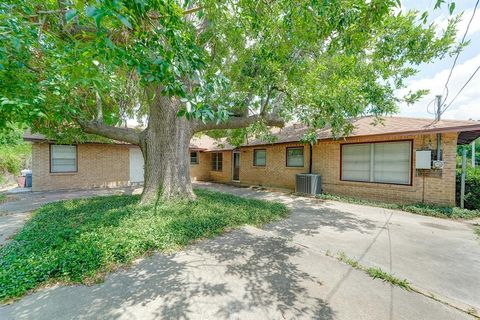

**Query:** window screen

left=341, top=144, right=371, bottom=182
left=373, top=141, right=411, bottom=184
left=286, top=147, right=304, bottom=167
left=211, top=153, right=223, bottom=171
left=51, top=145, right=77, bottom=173
left=254, top=149, right=266, bottom=166
left=190, top=152, right=198, bottom=164
left=341, top=141, right=411, bottom=185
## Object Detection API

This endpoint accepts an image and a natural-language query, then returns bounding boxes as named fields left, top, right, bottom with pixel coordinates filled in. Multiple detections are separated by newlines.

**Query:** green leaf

left=65, top=9, right=77, bottom=22
left=449, top=2, right=455, bottom=15
left=420, top=11, right=428, bottom=24
left=434, top=0, right=445, bottom=10
left=117, top=14, right=133, bottom=29
left=85, top=6, right=97, bottom=17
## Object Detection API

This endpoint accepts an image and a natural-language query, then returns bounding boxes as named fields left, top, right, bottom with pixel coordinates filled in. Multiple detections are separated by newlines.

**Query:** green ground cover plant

left=315, top=193, right=480, bottom=220
left=0, top=189, right=288, bottom=302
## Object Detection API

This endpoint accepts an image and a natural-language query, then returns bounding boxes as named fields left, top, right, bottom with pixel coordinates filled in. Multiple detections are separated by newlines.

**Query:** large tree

left=0, top=0, right=459, bottom=203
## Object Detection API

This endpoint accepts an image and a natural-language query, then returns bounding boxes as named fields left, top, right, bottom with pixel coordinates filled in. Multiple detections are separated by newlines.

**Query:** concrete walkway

left=198, top=183, right=480, bottom=313
left=0, top=183, right=478, bottom=319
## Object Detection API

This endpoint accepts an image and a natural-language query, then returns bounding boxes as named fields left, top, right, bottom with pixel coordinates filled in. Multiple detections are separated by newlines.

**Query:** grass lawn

left=315, top=193, right=480, bottom=220
left=0, top=188, right=288, bottom=302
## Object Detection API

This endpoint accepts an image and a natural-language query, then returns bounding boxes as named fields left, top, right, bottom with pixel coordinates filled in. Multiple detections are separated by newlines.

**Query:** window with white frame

left=341, top=141, right=412, bottom=185
left=50, top=145, right=77, bottom=173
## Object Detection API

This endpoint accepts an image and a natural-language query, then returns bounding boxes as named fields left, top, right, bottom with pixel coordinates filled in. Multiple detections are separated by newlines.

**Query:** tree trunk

left=139, top=94, right=195, bottom=205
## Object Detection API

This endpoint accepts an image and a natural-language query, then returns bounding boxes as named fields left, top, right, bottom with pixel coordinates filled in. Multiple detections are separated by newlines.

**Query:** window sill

left=338, top=180, right=413, bottom=189
left=50, top=172, right=78, bottom=176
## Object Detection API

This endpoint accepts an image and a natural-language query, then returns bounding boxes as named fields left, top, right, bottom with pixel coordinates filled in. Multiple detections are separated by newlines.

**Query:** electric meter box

left=416, top=150, right=432, bottom=169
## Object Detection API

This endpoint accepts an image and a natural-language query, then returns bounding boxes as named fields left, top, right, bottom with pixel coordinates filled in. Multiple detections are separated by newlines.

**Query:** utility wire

left=426, top=97, right=437, bottom=115
left=441, top=63, right=480, bottom=115
left=441, top=0, right=480, bottom=106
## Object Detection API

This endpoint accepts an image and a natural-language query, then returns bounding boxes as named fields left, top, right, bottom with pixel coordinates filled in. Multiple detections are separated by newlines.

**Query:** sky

left=398, top=0, right=480, bottom=121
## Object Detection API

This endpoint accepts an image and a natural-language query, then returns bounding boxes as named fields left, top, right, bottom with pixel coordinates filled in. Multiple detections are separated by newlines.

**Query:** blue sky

left=399, top=0, right=480, bottom=120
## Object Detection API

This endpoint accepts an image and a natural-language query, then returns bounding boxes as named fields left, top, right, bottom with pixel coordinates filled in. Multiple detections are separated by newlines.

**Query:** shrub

left=0, top=143, right=31, bottom=176
left=456, top=167, right=480, bottom=210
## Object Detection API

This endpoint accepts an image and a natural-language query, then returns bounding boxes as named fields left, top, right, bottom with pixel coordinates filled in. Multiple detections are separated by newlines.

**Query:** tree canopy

left=0, top=0, right=460, bottom=144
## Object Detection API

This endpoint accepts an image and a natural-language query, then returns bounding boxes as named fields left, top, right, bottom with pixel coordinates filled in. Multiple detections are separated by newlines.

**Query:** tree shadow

left=264, top=201, right=378, bottom=238
left=195, top=182, right=377, bottom=237
left=199, top=228, right=335, bottom=319
left=2, top=228, right=334, bottom=320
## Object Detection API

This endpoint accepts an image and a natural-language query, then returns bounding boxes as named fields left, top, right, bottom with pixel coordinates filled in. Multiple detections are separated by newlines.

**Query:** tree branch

left=78, top=120, right=141, bottom=145
left=194, top=113, right=284, bottom=132
left=183, top=6, right=204, bottom=15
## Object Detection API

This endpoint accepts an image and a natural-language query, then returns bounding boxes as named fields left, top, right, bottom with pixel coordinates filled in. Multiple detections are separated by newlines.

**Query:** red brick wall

left=210, top=133, right=458, bottom=206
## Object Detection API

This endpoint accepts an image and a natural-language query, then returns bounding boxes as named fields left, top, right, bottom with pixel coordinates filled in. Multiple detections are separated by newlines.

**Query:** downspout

left=437, top=133, right=442, bottom=161
left=435, top=95, right=442, bottom=161
left=309, top=143, right=313, bottom=174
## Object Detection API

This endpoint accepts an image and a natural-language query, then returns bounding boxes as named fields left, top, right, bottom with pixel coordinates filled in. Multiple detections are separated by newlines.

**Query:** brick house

left=24, top=116, right=480, bottom=206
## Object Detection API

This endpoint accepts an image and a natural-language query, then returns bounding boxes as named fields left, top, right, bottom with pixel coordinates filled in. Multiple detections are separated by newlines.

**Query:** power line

left=441, top=63, right=480, bottom=115
left=441, top=0, right=480, bottom=106
left=426, top=97, right=437, bottom=115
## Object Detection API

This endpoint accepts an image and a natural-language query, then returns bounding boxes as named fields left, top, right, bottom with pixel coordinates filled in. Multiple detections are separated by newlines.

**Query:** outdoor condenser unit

left=295, top=173, right=322, bottom=195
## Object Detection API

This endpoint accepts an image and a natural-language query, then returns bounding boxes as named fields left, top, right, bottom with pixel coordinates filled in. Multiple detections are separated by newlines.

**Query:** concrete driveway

left=0, top=183, right=479, bottom=319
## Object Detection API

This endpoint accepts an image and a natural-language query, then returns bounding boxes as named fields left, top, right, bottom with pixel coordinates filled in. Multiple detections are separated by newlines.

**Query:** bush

left=456, top=166, right=480, bottom=210
left=0, top=143, right=31, bottom=176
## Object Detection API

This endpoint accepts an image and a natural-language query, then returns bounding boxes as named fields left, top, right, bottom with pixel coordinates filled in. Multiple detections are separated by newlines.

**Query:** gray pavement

left=0, top=182, right=479, bottom=319
left=198, top=182, right=480, bottom=313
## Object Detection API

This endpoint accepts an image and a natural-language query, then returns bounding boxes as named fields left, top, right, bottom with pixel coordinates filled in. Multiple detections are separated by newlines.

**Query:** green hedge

left=456, top=167, right=480, bottom=210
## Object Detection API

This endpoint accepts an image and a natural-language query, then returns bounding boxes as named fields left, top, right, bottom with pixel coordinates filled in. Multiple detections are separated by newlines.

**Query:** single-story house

left=24, top=116, right=480, bottom=206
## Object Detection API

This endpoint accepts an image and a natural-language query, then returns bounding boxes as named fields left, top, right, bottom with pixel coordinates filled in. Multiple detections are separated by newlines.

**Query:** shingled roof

left=189, top=135, right=234, bottom=151
left=23, top=130, right=234, bottom=151
left=244, top=116, right=480, bottom=147
left=24, top=116, right=480, bottom=151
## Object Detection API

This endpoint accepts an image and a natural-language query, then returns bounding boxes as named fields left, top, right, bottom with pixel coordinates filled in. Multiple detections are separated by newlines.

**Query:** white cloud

left=399, top=53, right=480, bottom=120
left=434, top=7, right=480, bottom=41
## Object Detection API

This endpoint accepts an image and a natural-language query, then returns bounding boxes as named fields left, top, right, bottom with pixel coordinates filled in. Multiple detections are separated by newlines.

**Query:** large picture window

left=211, top=152, right=223, bottom=171
left=286, top=147, right=304, bottom=167
left=50, top=145, right=77, bottom=173
left=341, top=141, right=412, bottom=185
left=253, top=149, right=266, bottom=166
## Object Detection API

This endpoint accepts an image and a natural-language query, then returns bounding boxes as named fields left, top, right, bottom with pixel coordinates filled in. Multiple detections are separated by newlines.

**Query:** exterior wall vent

left=295, top=173, right=322, bottom=195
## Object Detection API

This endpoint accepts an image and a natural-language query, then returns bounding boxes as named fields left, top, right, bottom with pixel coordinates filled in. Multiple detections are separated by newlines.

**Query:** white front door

left=129, top=148, right=144, bottom=183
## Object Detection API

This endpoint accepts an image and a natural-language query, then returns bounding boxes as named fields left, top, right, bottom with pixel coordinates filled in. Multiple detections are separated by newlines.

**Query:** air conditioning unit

left=296, top=173, right=322, bottom=195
